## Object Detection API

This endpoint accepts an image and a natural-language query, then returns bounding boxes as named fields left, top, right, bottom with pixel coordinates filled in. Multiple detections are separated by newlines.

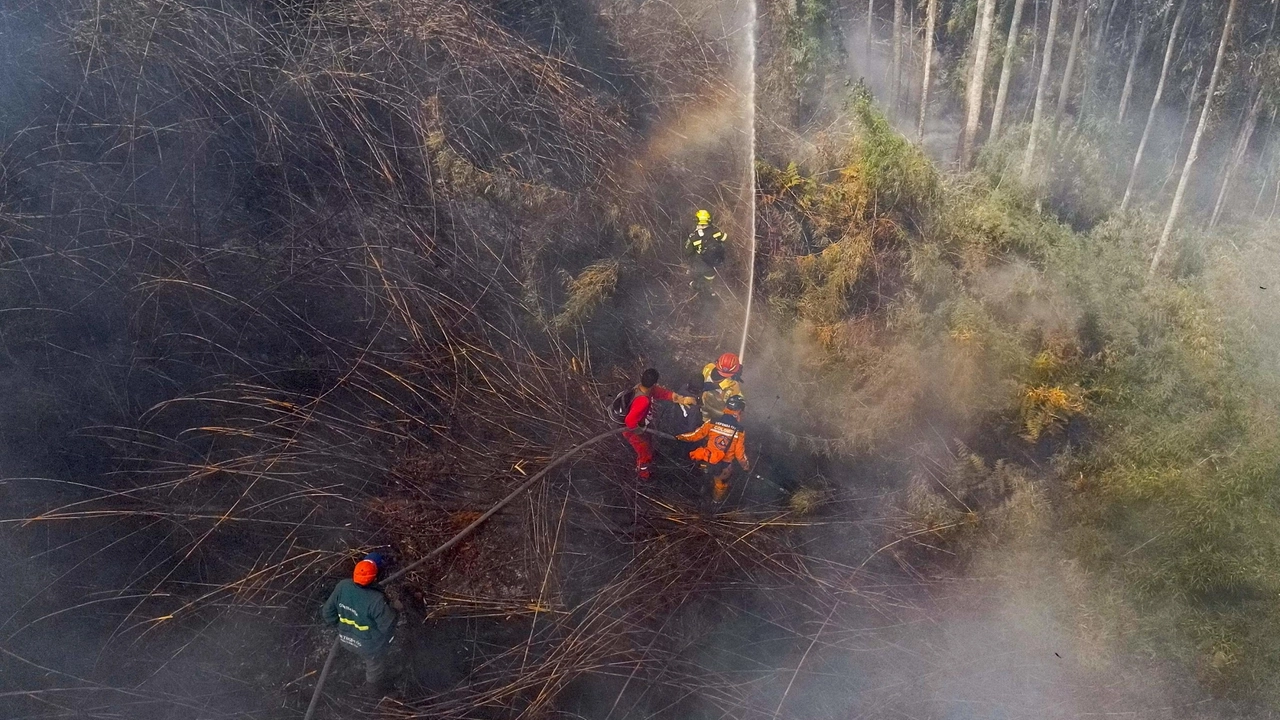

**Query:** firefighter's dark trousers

left=345, top=640, right=393, bottom=692
left=687, top=257, right=717, bottom=294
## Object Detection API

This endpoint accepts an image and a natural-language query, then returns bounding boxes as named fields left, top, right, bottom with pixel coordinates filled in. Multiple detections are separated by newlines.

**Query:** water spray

left=738, top=0, right=757, bottom=362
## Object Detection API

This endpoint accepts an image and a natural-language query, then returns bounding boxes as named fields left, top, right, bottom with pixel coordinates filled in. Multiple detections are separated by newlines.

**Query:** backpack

left=700, top=237, right=726, bottom=267
left=609, top=387, right=636, bottom=425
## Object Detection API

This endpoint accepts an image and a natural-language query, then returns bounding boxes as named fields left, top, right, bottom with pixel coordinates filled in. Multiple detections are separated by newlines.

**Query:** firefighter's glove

left=675, top=395, right=697, bottom=406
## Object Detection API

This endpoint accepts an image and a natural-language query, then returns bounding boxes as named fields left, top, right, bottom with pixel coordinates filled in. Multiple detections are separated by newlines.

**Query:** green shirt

left=320, top=578, right=397, bottom=655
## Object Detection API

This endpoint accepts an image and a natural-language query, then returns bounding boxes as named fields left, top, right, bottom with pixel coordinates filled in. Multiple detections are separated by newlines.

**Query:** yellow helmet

left=695, top=209, right=711, bottom=225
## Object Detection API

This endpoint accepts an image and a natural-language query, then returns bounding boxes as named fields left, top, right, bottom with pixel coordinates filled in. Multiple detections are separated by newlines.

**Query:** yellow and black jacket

left=700, top=362, right=743, bottom=420
left=685, top=224, right=727, bottom=267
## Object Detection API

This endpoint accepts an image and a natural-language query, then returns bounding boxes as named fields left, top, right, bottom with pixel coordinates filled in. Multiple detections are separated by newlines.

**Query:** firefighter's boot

left=711, top=477, right=729, bottom=503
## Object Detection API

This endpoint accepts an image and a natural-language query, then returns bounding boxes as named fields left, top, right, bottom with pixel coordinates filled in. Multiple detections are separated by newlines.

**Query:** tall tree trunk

left=1162, top=63, right=1204, bottom=197
left=1150, top=0, right=1237, bottom=279
left=1054, top=0, right=1087, bottom=133
left=908, top=1, right=916, bottom=108
left=960, top=0, right=998, bottom=168
left=1030, top=0, right=1040, bottom=82
left=1021, top=0, right=1063, bottom=184
left=1253, top=108, right=1278, bottom=215
left=867, top=0, right=875, bottom=68
left=918, top=0, right=939, bottom=141
left=1209, top=0, right=1277, bottom=227
left=1082, top=0, right=1120, bottom=108
left=1273, top=171, right=1280, bottom=220
left=1116, top=19, right=1146, bottom=123
left=1272, top=144, right=1280, bottom=219
left=1211, top=90, right=1265, bottom=226
left=1121, top=0, right=1185, bottom=213
left=891, top=0, right=904, bottom=111
left=990, top=0, right=1029, bottom=141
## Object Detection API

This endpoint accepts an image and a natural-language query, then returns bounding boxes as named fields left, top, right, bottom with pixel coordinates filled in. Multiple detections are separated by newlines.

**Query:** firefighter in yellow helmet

left=677, top=394, right=749, bottom=503
left=700, top=351, right=744, bottom=422
left=685, top=209, right=727, bottom=297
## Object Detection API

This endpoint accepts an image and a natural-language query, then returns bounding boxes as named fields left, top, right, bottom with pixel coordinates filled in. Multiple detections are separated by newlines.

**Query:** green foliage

left=846, top=91, right=940, bottom=220
left=760, top=83, right=1280, bottom=701
left=903, top=450, right=1046, bottom=557
left=759, top=96, right=939, bottom=331
left=977, top=122, right=1118, bottom=231
left=1037, top=218, right=1280, bottom=701
left=787, top=0, right=840, bottom=89
left=766, top=230, right=876, bottom=326
left=936, top=179, right=1071, bottom=264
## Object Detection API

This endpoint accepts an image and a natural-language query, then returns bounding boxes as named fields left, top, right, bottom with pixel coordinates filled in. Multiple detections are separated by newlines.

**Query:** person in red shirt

left=625, top=368, right=697, bottom=480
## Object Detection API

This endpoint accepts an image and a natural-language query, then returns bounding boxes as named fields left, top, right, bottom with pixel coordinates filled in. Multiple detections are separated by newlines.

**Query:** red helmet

left=716, top=352, right=742, bottom=376
left=353, top=555, right=381, bottom=586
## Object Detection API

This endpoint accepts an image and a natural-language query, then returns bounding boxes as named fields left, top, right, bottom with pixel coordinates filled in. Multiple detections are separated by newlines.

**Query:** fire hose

left=302, top=425, right=674, bottom=719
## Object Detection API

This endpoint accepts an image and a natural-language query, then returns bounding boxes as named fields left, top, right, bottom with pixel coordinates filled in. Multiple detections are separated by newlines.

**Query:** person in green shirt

left=320, top=552, right=398, bottom=692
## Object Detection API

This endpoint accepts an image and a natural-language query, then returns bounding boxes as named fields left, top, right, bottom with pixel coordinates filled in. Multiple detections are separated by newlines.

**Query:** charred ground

left=5, top=0, right=1280, bottom=719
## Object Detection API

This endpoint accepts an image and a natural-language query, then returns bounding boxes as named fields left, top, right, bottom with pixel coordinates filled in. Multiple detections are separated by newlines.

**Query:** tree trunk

left=1211, top=90, right=1265, bottom=227
left=867, top=0, right=875, bottom=68
left=918, top=0, right=939, bottom=141
left=1209, top=0, right=1277, bottom=227
left=1021, top=0, right=1063, bottom=184
left=1054, top=0, right=1087, bottom=133
left=1082, top=0, right=1120, bottom=108
left=960, top=0, right=998, bottom=168
left=1272, top=148, right=1280, bottom=219
left=907, top=2, right=914, bottom=108
left=1121, top=0, right=1185, bottom=213
left=1116, top=19, right=1146, bottom=123
left=891, top=0, right=904, bottom=111
left=1150, top=0, right=1237, bottom=279
left=1159, top=63, right=1203, bottom=197
left=990, top=0, right=1029, bottom=141
left=1253, top=108, right=1278, bottom=215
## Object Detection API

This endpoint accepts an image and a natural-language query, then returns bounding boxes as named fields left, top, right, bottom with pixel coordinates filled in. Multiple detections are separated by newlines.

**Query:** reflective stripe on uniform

left=340, top=616, right=370, bottom=631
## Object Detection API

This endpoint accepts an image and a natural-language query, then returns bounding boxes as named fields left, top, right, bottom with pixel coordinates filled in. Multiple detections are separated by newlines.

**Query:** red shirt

left=624, top=385, right=675, bottom=430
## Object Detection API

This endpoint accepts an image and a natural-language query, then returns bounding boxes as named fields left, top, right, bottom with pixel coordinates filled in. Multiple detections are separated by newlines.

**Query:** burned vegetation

left=0, top=0, right=898, bottom=718
left=10, top=0, right=1280, bottom=718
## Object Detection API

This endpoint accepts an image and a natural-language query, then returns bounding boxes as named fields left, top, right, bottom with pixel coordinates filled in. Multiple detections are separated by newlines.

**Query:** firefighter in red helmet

left=320, top=553, right=398, bottom=693
left=700, top=352, right=744, bottom=422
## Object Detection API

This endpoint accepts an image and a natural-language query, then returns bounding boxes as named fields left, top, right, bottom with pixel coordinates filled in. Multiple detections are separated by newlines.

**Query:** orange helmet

left=352, top=555, right=381, bottom=586
left=716, top=352, right=741, bottom=376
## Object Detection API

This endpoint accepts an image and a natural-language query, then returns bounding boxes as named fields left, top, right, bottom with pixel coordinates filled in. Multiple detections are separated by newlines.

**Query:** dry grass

left=554, top=261, right=620, bottom=329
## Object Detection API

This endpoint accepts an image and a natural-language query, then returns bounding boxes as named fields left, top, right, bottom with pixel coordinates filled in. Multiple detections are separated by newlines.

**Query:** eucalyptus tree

left=1053, top=0, right=1088, bottom=132
left=990, top=0, right=1029, bottom=140
left=1151, top=0, right=1238, bottom=278
left=918, top=0, right=940, bottom=140
left=1022, top=0, right=1064, bottom=183
left=1081, top=0, right=1120, bottom=110
left=1210, top=0, right=1278, bottom=227
left=1116, top=15, right=1148, bottom=122
left=1122, top=0, right=1188, bottom=213
left=892, top=0, right=905, bottom=109
left=961, top=0, right=999, bottom=167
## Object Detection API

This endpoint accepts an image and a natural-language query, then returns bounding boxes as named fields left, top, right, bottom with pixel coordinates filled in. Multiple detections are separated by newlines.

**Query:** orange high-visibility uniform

left=677, top=414, right=749, bottom=470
